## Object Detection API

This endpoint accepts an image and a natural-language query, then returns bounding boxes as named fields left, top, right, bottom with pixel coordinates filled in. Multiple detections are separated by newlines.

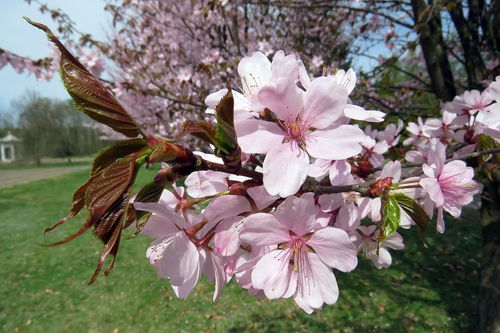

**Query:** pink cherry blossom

left=185, top=171, right=228, bottom=198
left=239, top=193, right=358, bottom=313
left=444, top=89, right=493, bottom=116
left=419, top=140, right=480, bottom=233
left=237, top=75, right=365, bottom=196
left=134, top=194, right=251, bottom=301
left=350, top=225, right=404, bottom=269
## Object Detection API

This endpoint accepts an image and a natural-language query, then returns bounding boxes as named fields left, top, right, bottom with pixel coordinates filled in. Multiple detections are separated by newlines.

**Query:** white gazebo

left=0, top=132, right=21, bottom=163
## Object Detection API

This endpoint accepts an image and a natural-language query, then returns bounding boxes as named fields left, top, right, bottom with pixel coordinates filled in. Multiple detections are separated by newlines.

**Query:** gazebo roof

left=0, top=131, right=21, bottom=143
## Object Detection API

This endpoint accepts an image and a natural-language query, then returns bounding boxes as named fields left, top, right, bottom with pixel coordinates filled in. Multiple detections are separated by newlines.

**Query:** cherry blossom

left=350, top=225, right=404, bottom=269
left=419, top=140, right=480, bottom=233
left=239, top=194, right=358, bottom=313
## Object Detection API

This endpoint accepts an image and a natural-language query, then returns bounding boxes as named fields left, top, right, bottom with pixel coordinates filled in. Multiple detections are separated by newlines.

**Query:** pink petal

left=262, top=142, right=309, bottom=197
left=273, top=193, right=317, bottom=235
left=370, top=198, right=382, bottom=221
left=318, top=193, right=344, bottom=212
left=306, top=125, right=365, bottom=160
left=258, top=79, right=304, bottom=122
left=247, top=185, right=280, bottom=210
left=140, top=214, right=179, bottom=238
left=335, top=203, right=360, bottom=232
left=379, top=161, right=401, bottom=181
left=297, top=59, right=312, bottom=90
left=302, top=76, right=347, bottom=129
left=271, top=50, right=299, bottom=83
left=171, top=250, right=205, bottom=299
left=235, top=119, right=284, bottom=154
left=367, top=247, right=392, bottom=269
left=185, top=171, right=228, bottom=198
left=422, top=163, right=437, bottom=178
left=308, top=159, right=332, bottom=178
left=344, top=104, right=385, bottom=122
left=203, top=195, right=251, bottom=223
left=202, top=251, right=227, bottom=302
left=205, top=88, right=228, bottom=109
left=334, top=68, right=356, bottom=94
left=238, top=51, right=272, bottom=99
left=436, top=206, right=445, bottom=233
left=213, top=216, right=245, bottom=257
left=307, top=227, right=358, bottom=272
left=329, top=160, right=352, bottom=185
left=156, top=232, right=200, bottom=285
left=384, top=232, right=405, bottom=250
left=251, top=250, right=293, bottom=299
left=309, top=253, right=339, bottom=305
left=134, top=202, right=188, bottom=230
left=419, top=177, right=444, bottom=207
left=294, top=253, right=339, bottom=312
left=240, top=213, right=290, bottom=247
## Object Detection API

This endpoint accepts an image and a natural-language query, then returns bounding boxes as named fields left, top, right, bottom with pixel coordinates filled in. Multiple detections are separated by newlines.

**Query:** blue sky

left=0, top=0, right=107, bottom=114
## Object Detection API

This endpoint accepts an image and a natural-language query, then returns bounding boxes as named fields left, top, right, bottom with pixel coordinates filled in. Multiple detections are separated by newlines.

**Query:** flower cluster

left=132, top=51, right=493, bottom=313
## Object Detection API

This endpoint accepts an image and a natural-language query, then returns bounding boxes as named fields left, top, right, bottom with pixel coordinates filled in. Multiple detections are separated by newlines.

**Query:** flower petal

left=262, top=142, right=309, bottom=197
left=235, top=119, right=284, bottom=154
left=240, top=213, right=290, bottom=247
left=251, top=250, right=293, bottom=299
left=303, top=76, right=348, bottom=129
left=258, top=79, right=304, bottom=122
left=307, top=125, right=365, bottom=160
left=307, top=227, right=358, bottom=272
left=273, top=193, right=317, bottom=235
left=134, top=202, right=188, bottom=230
left=344, top=104, right=385, bottom=122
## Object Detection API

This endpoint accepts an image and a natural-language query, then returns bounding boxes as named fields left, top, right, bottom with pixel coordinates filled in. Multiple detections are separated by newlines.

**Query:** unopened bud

left=368, top=177, right=393, bottom=198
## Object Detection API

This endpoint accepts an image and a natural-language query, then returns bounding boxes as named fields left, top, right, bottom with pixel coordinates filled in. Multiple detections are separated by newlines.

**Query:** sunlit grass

left=0, top=168, right=480, bottom=332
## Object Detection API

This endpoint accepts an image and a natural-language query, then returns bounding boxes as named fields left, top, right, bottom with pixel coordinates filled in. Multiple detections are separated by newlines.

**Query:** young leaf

left=25, top=18, right=144, bottom=138
left=215, top=89, right=238, bottom=154
left=380, top=194, right=401, bottom=241
left=85, top=159, right=136, bottom=221
left=174, top=120, right=217, bottom=146
left=92, top=138, right=148, bottom=174
left=393, top=193, right=429, bottom=246
left=476, top=134, right=500, bottom=165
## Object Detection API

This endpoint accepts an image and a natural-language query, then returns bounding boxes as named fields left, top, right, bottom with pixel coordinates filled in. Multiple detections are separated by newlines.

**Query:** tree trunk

left=411, top=0, right=457, bottom=100
left=447, top=1, right=486, bottom=90
left=477, top=169, right=500, bottom=333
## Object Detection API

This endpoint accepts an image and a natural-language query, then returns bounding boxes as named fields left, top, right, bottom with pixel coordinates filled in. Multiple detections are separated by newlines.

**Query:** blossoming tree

left=2, top=0, right=500, bottom=331
left=20, top=15, right=500, bottom=327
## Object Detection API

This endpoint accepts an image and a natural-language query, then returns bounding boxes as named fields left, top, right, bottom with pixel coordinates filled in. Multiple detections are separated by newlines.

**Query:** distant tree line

left=1, top=91, right=109, bottom=165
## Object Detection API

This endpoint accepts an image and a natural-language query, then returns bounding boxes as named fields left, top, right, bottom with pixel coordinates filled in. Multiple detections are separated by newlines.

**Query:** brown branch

left=197, top=157, right=263, bottom=182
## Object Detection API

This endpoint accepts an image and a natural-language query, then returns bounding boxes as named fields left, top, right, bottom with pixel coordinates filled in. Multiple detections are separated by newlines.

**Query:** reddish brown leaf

left=174, top=120, right=216, bottom=145
left=88, top=213, right=124, bottom=284
left=44, top=216, right=94, bottom=247
left=25, top=18, right=143, bottom=138
left=92, top=138, right=148, bottom=175
left=85, top=159, right=135, bottom=220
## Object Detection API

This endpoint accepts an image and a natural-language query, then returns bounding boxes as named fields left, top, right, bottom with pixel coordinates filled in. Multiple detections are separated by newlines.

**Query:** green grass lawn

left=0, top=168, right=481, bottom=332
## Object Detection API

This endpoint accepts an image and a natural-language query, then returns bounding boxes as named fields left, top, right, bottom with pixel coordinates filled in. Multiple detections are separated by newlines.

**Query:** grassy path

left=0, top=168, right=481, bottom=332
